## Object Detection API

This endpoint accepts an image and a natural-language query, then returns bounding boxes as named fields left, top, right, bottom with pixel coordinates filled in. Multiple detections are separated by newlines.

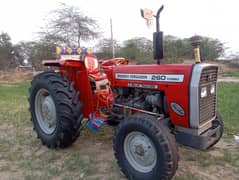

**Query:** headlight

left=210, top=84, right=215, bottom=94
left=201, top=87, right=207, bottom=98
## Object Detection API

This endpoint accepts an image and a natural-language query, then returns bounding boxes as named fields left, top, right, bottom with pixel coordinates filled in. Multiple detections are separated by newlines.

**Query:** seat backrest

left=84, top=55, right=100, bottom=74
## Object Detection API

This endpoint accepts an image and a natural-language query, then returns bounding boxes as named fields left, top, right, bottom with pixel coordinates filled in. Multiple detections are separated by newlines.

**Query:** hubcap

left=35, top=89, right=57, bottom=134
left=124, top=131, right=157, bottom=173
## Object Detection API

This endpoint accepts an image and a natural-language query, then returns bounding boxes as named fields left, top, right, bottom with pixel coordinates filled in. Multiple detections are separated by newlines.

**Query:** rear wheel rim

left=123, top=131, right=157, bottom=173
left=35, top=88, right=57, bottom=134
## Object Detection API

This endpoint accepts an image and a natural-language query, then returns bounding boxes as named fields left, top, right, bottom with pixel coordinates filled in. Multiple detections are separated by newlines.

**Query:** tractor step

left=86, top=113, right=104, bottom=132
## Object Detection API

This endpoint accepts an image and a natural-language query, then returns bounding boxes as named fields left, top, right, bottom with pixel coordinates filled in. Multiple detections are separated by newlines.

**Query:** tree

left=14, top=35, right=57, bottom=70
left=164, top=35, right=225, bottom=61
left=94, top=38, right=120, bottom=59
left=14, top=42, right=34, bottom=66
left=0, top=32, right=17, bottom=70
left=41, top=3, right=100, bottom=46
left=200, top=37, right=225, bottom=60
left=120, top=37, right=154, bottom=64
left=164, top=36, right=189, bottom=58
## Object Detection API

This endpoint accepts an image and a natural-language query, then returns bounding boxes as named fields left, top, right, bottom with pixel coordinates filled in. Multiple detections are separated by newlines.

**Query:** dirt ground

left=74, top=115, right=239, bottom=180
left=0, top=70, right=35, bottom=83
left=65, top=127, right=239, bottom=180
left=0, top=123, right=238, bottom=180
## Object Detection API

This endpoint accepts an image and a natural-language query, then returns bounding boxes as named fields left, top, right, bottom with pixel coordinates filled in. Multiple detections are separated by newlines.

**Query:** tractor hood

left=112, top=64, right=193, bottom=85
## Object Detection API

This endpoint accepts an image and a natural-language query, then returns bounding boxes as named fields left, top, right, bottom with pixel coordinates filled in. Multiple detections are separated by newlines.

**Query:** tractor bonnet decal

left=115, top=73, right=184, bottom=82
left=170, top=102, right=185, bottom=116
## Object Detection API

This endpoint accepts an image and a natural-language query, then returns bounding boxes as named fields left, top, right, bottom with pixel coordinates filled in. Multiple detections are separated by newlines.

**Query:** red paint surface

left=105, top=64, right=193, bottom=127
left=44, top=57, right=193, bottom=128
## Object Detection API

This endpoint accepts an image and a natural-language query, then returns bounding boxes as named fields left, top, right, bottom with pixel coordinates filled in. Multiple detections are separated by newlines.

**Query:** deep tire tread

left=113, top=114, right=179, bottom=180
left=29, top=71, right=83, bottom=148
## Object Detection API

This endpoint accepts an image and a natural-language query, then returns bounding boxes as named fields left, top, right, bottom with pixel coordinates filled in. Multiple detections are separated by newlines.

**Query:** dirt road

left=218, top=77, right=239, bottom=83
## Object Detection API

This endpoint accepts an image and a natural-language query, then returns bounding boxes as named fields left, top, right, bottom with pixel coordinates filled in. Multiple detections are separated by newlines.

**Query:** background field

left=0, top=72, right=239, bottom=180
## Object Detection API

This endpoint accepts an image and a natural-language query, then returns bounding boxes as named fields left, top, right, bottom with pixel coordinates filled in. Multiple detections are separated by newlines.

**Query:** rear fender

left=42, top=59, right=95, bottom=118
left=42, top=59, right=83, bottom=68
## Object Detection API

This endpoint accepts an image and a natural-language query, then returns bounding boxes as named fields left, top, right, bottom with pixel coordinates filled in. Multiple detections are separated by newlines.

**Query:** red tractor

left=29, top=5, right=223, bottom=180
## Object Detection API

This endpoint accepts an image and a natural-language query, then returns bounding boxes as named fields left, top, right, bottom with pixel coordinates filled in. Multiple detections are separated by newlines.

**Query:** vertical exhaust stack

left=141, top=5, right=164, bottom=64
left=190, top=35, right=203, bottom=63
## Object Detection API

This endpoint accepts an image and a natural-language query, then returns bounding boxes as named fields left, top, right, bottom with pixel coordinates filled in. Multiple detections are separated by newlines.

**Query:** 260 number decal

left=151, top=75, right=166, bottom=81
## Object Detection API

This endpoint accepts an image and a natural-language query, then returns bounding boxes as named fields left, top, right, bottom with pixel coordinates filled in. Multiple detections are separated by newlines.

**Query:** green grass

left=173, top=172, right=200, bottom=180
left=0, top=82, right=236, bottom=134
left=217, top=82, right=239, bottom=134
left=0, top=81, right=238, bottom=179
left=222, top=71, right=239, bottom=77
left=0, top=82, right=30, bottom=125
left=214, top=151, right=239, bottom=167
left=0, top=82, right=100, bottom=179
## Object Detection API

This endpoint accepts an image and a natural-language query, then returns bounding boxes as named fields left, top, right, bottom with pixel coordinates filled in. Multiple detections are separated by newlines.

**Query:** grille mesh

left=199, top=67, right=218, bottom=124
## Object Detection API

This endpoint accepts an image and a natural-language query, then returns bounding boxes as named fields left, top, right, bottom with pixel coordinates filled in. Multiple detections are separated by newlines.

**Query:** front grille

left=199, top=94, right=216, bottom=123
left=200, top=67, right=218, bottom=84
left=199, top=67, right=218, bottom=124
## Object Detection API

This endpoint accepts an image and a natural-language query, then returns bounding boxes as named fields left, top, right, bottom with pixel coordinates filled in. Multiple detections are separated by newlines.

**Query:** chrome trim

left=190, top=63, right=218, bottom=128
left=176, top=117, right=214, bottom=136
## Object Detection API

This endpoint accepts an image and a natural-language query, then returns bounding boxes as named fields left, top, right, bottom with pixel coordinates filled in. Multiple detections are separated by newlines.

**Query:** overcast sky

left=0, top=0, right=239, bottom=54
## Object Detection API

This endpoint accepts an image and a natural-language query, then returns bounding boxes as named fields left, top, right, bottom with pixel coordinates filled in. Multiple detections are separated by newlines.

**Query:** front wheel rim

left=34, top=88, right=57, bottom=134
left=123, top=131, right=157, bottom=173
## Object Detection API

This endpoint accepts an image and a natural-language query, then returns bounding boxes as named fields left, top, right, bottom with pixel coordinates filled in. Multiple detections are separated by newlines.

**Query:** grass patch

left=0, top=82, right=30, bottom=125
left=214, top=150, right=239, bottom=167
left=183, top=149, right=214, bottom=167
left=222, top=71, right=239, bottom=77
left=24, top=174, right=51, bottom=180
left=174, top=172, right=200, bottom=180
left=0, top=82, right=99, bottom=179
left=217, top=83, right=239, bottom=134
left=62, top=151, right=94, bottom=174
left=0, top=81, right=238, bottom=179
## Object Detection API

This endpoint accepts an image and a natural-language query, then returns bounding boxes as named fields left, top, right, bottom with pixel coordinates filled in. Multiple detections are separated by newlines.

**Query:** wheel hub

left=42, top=96, right=55, bottom=127
left=35, top=89, right=57, bottom=134
left=124, top=131, right=157, bottom=173
left=135, top=144, right=145, bottom=156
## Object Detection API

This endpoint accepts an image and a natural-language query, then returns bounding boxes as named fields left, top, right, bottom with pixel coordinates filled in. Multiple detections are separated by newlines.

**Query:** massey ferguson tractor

left=29, top=5, right=223, bottom=180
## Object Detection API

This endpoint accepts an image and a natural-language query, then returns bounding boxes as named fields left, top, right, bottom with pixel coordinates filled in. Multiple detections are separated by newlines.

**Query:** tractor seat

left=84, top=55, right=107, bottom=81
left=89, top=72, right=107, bottom=81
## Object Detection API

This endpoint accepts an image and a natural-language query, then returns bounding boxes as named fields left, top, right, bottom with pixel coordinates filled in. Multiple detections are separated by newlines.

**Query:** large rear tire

left=113, top=114, right=178, bottom=180
left=29, top=71, right=83, bottom=148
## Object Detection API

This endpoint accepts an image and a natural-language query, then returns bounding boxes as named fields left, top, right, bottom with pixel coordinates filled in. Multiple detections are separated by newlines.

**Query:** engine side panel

left=111, top=64, right=193, bottom=128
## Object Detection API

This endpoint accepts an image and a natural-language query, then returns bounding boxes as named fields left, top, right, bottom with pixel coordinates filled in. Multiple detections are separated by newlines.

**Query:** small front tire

left=113, top=114, right=178, bottom=180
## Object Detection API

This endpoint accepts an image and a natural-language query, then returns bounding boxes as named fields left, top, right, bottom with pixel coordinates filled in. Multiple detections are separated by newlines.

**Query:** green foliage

left=164, top=35, right=225, bottom=61
left=95, top=37, right=154, bottom=64
left=14, top=39, right=56, bottom=70
left=0, top=32, right=18, bottom=70
left=120, top=37, right=153, bottom=63
left=95, top=35, right=225, bottom=64
left=13, top=3, right=101, bottom=70
left=30, top=39, right=56, bottom=70
left=94, top=38, right=120, bottom=59
left=164, top=35, right=192, bottom=59
left=0, top=4, right=226, bottom=70
left=200, top=37, right=225, bottom=60
left=94, top=37, right=154, bottom=63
